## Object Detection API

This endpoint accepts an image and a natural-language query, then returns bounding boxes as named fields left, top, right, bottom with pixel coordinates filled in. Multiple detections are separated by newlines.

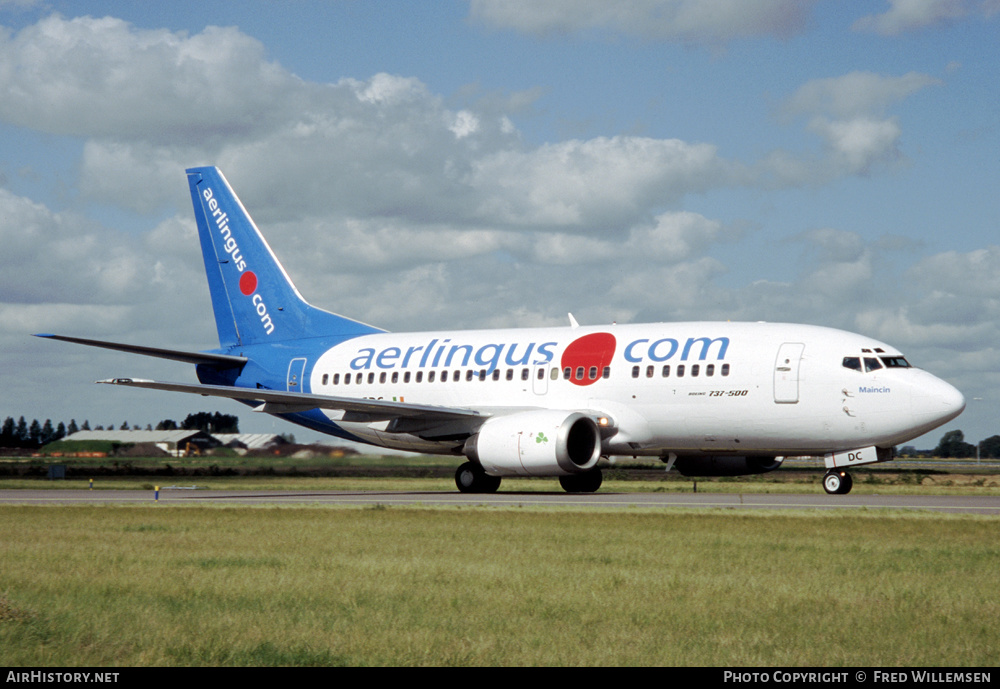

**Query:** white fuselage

left=305, top=321, right=965, bottom=457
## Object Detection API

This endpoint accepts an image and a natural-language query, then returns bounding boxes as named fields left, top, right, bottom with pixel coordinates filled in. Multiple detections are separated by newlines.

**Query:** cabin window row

left=322, top=367, right=561, bottom=386
left=631, top=363, right=730, bottom=379
left=319, top=363, right=731, bottom=386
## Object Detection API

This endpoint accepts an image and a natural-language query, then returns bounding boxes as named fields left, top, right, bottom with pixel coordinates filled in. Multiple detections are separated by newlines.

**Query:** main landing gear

left=823, top=470, right=853, bottom=495
left=455, top=463, right=605, bottom=494
left=455, top=462, right=502, bottom=494
left=559, top=469, right=603, bottom=493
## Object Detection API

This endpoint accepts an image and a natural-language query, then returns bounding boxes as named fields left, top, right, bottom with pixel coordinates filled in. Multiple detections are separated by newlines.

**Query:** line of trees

left=935, top=430, right=1000, bottom=459
left=3, top=414, right=998, bottom=458
left=1, top=417, right=78, bottom=449
left=153, top=412, right=240, bottom=435
left=895, top=431, right=1000, bottom=459
left=1, top=413, right=240, bottom=450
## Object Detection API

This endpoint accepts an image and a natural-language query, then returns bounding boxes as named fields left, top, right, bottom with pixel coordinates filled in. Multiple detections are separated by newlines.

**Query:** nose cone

left=939, top=380, right=967, bottom=421
left=912, top=373, right=966, bottom=432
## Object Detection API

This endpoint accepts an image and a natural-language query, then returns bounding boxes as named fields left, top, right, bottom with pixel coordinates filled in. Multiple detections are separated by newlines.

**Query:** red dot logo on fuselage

left=560, top=332, right=616, bottom=386
left=239, top=271, right=258, bottom=296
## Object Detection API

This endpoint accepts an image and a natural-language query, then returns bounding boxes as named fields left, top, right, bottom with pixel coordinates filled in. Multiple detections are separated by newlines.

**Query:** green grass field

left=1, top=504, right=997, bottom=666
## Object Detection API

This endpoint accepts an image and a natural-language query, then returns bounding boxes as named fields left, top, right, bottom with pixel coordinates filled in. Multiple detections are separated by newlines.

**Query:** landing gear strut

left=455, top=462, right=501, bottom=494
left=823, top=470, right=853, bottom=495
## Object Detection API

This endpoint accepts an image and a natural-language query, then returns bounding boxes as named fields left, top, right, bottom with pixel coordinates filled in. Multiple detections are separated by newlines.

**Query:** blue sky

left=1, top=0, right=997, bottom=448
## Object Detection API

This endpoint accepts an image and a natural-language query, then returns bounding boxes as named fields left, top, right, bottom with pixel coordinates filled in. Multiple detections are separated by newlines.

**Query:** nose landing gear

left=823, top=470, right=853, bottom=495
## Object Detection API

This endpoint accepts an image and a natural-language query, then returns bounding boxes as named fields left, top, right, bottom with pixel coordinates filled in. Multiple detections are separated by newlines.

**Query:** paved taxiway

left=2, top=489, right=998, bottom=514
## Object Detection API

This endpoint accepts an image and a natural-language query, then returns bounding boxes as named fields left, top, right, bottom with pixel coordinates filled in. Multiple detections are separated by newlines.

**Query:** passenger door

left=774, top=343, right=805, bottom=404
left=287, top=357, right=307, bottom=392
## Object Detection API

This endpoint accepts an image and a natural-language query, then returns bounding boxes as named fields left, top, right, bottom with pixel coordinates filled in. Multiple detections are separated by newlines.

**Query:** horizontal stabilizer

left=97, top=378, right=486, bottom=422
left=35, top=334, right=247, bottom=368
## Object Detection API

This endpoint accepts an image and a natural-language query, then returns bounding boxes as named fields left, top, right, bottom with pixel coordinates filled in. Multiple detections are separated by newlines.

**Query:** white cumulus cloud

left=469, top=0, right=812, bottom=44
left=781, top=71, right=941, bottom=177
left=784, top=71, right=942, bottom=119
left=853, top=0, right=975, bottom=35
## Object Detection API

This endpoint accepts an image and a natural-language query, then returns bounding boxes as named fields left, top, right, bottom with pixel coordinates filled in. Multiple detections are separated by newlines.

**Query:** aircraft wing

left=97, top=378, right=486, bottom=424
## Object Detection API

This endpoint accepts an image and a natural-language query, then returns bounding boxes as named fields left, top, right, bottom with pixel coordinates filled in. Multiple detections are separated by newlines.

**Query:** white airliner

left=38, top=167, right=965, bottom=495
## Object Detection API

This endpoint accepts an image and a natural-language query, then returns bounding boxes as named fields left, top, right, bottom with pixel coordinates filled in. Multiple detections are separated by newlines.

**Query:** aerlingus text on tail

left=200, top=184, right=273, bottom=336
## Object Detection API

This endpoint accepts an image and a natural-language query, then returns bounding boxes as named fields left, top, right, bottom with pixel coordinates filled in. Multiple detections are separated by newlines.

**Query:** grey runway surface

left=2, top=489, right=999, bottom=514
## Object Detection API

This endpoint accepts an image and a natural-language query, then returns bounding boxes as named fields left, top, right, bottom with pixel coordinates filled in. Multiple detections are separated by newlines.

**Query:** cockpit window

left=842, top=357, right=862, bottom=372
left=864, top=357, right=883, bottom=372
left=845, top=354, right=908, bottom=373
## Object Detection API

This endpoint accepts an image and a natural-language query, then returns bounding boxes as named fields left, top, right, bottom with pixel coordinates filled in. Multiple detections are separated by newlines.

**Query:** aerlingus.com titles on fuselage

left=343, top=333, right=730, bottom=374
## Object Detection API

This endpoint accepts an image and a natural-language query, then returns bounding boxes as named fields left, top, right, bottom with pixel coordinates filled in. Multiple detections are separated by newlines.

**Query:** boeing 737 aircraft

left=39, top=167, right=965, bottom=495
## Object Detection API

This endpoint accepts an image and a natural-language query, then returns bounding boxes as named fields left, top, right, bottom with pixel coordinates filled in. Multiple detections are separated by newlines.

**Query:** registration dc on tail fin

left=38, top=166, right=966, bottom=494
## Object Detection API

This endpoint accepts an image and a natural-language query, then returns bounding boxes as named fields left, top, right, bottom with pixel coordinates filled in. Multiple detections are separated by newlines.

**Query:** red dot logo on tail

left=239, top=271, right=258, bottom=296
left=560, top=332, right=616, bottom=386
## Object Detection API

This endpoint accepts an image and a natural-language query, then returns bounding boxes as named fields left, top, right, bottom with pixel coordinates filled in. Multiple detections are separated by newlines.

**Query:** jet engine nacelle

left=674, top=456, right=784, bottom=477
left=464, top=410, right=602, bottom=477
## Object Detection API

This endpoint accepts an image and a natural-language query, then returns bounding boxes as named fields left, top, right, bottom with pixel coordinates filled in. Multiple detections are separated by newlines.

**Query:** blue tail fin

left=186, top=166, right=383, bottom=347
